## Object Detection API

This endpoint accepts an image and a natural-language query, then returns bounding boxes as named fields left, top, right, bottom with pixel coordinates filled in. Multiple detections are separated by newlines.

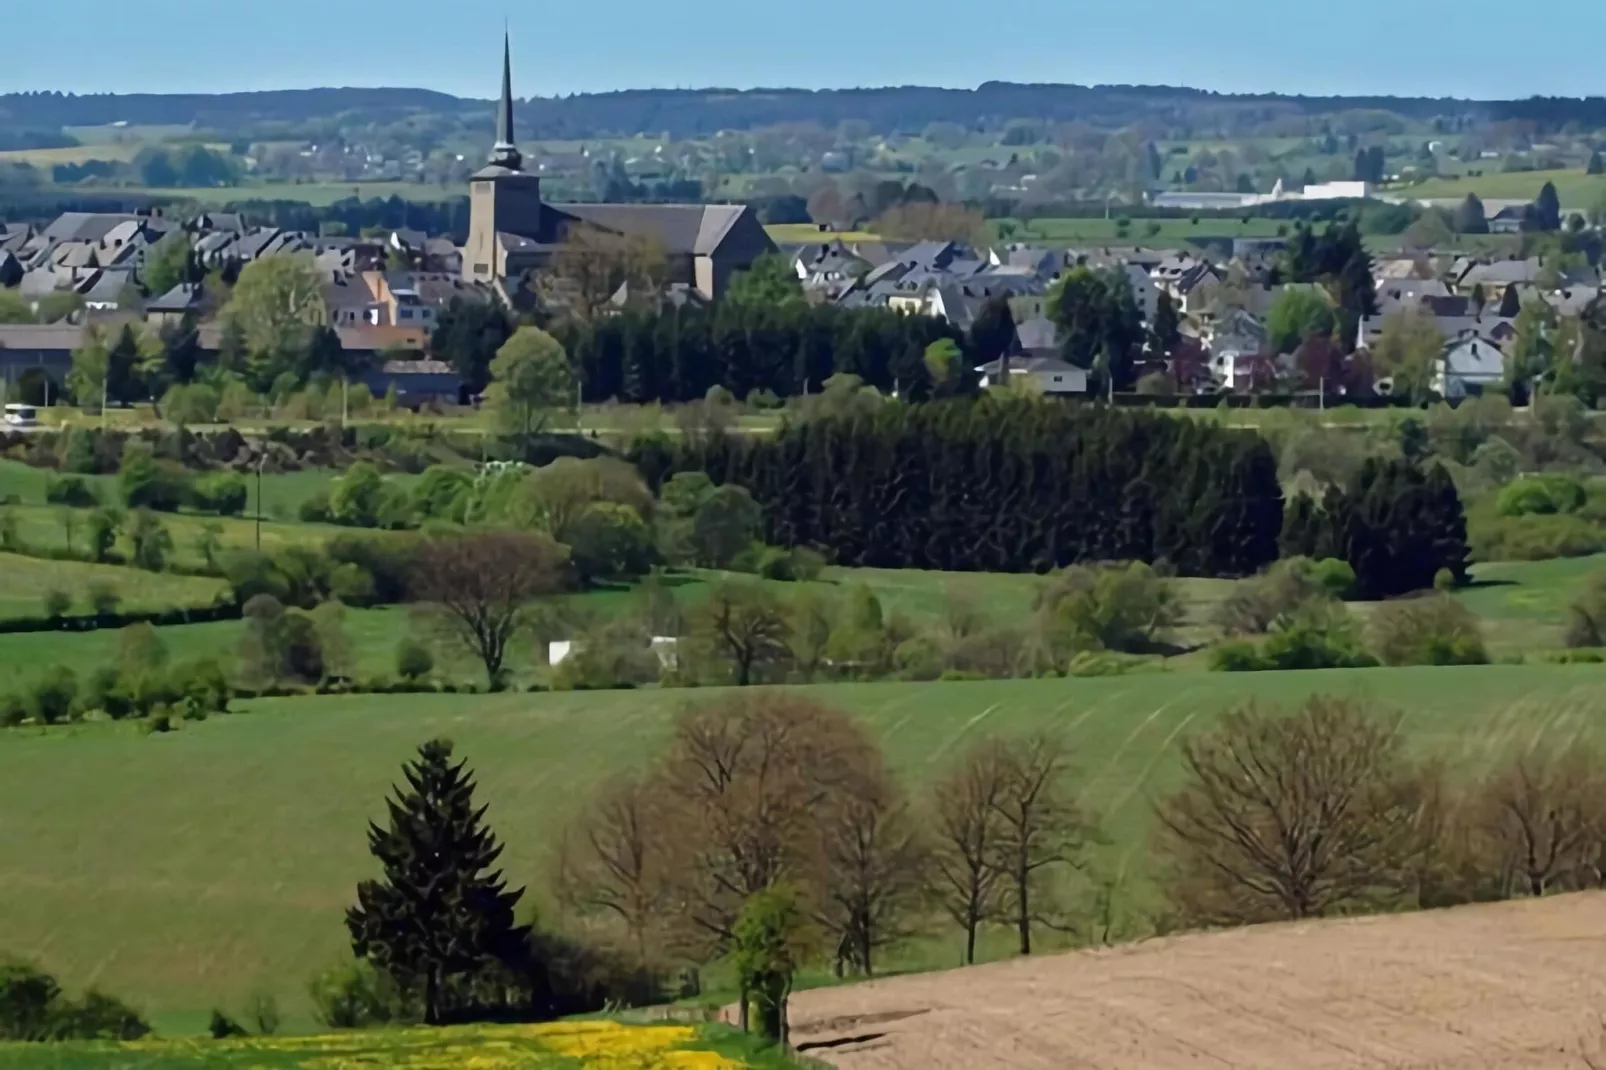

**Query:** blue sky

left=3, top=0, right=1603, bottom=99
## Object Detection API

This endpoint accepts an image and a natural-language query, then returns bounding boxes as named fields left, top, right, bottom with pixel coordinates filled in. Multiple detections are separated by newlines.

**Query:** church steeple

left=489, top=32, right=522, bottom=171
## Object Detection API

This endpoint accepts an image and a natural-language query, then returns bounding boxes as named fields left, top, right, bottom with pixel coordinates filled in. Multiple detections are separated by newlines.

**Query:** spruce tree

left=347, top=739, right=531, bottom=1025
left=1535, top=182, right=1563, bottom=232
left=1148, top=292, right=1182, bottom=357
left=1499, top=283, right=1522, bottom=318
left=1589, top=151, right=1604, bottom=177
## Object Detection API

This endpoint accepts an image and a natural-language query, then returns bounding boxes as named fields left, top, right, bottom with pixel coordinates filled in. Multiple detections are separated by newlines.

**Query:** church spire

left=489, top=31, right=522, bottom=171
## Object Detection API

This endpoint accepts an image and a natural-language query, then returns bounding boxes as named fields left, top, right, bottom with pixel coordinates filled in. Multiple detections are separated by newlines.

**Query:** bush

left=28, top=666, right=78, bottom=724
left=45, top=476, right=98, bottom=508
left=1471, top=511, right=1606, bottom=561
left=117, top=441, right=190, bottom=512
left=567, top=502, right=655, bottom=582
left=1213, top=556, right=1350, bottom=637
left=395, top=639, right=435, bottom=683
left=1034, top=561, right=1181, bottom=664
left=169, top=658, right=231, bottom=715
left=788, top=546, right=826, bottom=581
left=194, top=472, right=248, bottom=517
left=1210, top=602, right=1377, bottom=671
left=308, top=960, right=404, bottom=1029
left=1564, top=572, right=1606, bottom=648
left=329, top=562, right=378, bottom=606
left=87, top=581, right=121, bottom=616
left=86, top=508, right=120, bottom=563
left=1496, top=474, right=1586, bottom=517
left=0, top=693, right=24, bottom=727
left=127, top=510, right=173, bottom=572
left=162, top=382, right=221, bottom=427
left=246, top=991, right=280, bottom=1036
left=41, top=587, right=71, bottom=620
left=1368, top=593, right=1488, bottom=666
left=298, top=489, right=333, bottom=524
left=325, top=534, right=418, bottom=605
left=208, top=1009, right=247, bottom=1039
left=0, top=958, right=148, bottom=1041
left=411, top=465, right=474, bottom=523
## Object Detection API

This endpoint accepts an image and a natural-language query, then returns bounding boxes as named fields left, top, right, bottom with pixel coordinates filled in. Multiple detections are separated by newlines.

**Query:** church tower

left=463, top=33, right=544, bottom=283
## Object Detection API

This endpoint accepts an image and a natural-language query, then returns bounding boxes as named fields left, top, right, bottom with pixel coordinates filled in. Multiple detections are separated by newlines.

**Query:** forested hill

left=6, top=83, right=1606, bottom=139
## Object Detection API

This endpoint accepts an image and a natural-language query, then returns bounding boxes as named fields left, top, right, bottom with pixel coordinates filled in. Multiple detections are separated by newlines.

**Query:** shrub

left=246, top=991, right=280, bottom=1036
left=329, top=562, right=378, bottom=606
left=566, top=502, right=655, bottom=582
left=1368, top=594, right=1488, bottom=666
left=395, top=639, right=435, bottom=683
left=0, top=693, right=24, bottom=727
left=0, top=958, right=150, bottom=1041
left=1034, top=561, right=1181, bottom=663
left=117, top=441, right=190, bottom=512
left=41, top=587, right=71, bottom=620
left=298, top=489, right=333, bottom=524
left=169, top=658, right=231, bottom=715
left=208, top=1009, right=247, bottom=1039
left=87, top=581, right=121, bottom=616
left=162, top=382, right=221, bottom=427
left=86, top=508, right=120, bottom=562
left=127, top=510, right=173, bottom=572
left=45, top=476, right=98, bottom=508
left=307, top=960, right=403, bottom=1029
left=1471, top=512, right=1606, bottom=561
left=1213, top=557, right=1347, bottom=637
left=411, top=465, right=474, bottom=523
left=329, top=463, right=389, bottom=528
left=194, top=472, right=248, bottom=517
left=1564, top=572, right=1606, bottom=648
left=28, top=666, right=78, bottom=724
left=1496, top=474, right=1586, bottom=517
left=1211, top=602, right=1377, bottom=671
left=788, top=546, right=827, bottom=581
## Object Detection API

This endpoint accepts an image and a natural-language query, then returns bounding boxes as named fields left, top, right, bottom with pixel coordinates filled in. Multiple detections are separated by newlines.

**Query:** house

left=461, top=35, right=773, bottom=301
left=363, top=272, right=490, bottom=329
left=975, top=355, right=1088, bottom=394
left=1488, top=206, right=1529, bottom=234
left=144, top=282, right=207, bottom=326
left=363, top=359, right=463, bottom=408
left=1435, top=330, right=1507, bottom=398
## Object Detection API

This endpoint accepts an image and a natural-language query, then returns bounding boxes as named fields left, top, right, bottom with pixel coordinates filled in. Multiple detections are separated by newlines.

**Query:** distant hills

left=4, top=84, right=1606, bottom=140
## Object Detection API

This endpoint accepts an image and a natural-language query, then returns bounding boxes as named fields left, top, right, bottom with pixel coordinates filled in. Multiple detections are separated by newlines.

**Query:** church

left=462, top=36, right=775, bottom=301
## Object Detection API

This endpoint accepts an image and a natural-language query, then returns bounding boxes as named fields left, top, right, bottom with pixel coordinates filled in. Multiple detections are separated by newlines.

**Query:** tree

left=411, top=533, right=568, bottom=688
left=1147, top=291, right=1181, bottom=358
left=968, top=296, right=1017, bottom=368
left=922, top=338, right=963, bottom=396
left=485, top=327, right=573, bottom=445
left=141, top=231, right=192, bottom=298
left=930, top=741, right=1008, bottom=965
left=732, top=886, right=814, bottom=1046
left=1453, top=193, right=1489, bottom=235
left=1589, top=151, right=1605, bottom=177
left=0, top=288, right=31, bottom=324
left=557, top=774, right=670, bottom=966
left=1045, top=266, right=1143, bottom=390
left=1533, top=181, right=1563, bottom=232
left=222, top=255, right=326, bottom=388
left=542, top=226, right=668, bottom=322
left=1371, top=308, right=1445, bottom=401
left=432, top=298, right=513, bottom=394
left=694, top=580, right=790, bottom=686
left=873, top=202, right=988, bottom=245
left=1153, top=696, right=1430, bottom=926
left=814, top=751, right=930, bottom=977
left=347, top=739, right=531, bottom=1025
left=1465, top=745, right=1606, bottom=898
left=1264, top=287, right=1336, bottom=354
left=989, top=735, right=1091, bottom=955
left=724, top=253, right=804, bottom=310
left=689, top=484, right=762, bottom=569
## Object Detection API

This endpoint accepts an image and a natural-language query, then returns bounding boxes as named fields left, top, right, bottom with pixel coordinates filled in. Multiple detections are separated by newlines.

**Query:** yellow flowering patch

left=49, top=1019, right=746, bottom=1068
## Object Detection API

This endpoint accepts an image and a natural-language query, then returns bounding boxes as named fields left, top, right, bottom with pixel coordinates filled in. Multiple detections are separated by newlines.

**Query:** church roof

left=486, top=32, right=522, bottom=172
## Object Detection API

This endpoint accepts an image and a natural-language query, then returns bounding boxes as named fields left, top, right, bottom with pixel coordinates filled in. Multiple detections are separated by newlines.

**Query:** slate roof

left=557, top=203, right=749, bottom=256
left=147, top=282, right=206, bottom=314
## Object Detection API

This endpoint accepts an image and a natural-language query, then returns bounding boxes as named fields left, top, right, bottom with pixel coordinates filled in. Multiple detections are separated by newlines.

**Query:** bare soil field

left=787, top=894, right=1606, bottom=1069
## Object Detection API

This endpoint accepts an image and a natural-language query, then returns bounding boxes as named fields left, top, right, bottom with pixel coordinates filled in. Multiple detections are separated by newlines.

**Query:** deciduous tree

left=486, top=327, right=573, bottom=445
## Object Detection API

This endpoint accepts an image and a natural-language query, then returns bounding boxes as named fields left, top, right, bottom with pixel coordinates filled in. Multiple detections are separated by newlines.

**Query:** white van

left=2, top=404, right=39, bottom=430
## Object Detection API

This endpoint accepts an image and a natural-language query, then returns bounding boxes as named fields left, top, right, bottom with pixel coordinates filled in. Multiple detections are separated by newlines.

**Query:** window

left=399, top=308, right=413, bottom=320
left=474, top=181, right=492, bottom=193
left=1052, top=375, right=1064, bottom=383
left=473, top=263, right=489, bottom=276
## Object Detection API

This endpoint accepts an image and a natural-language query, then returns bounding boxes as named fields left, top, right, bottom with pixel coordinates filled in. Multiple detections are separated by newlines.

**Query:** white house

left=1435, top=332, right=1507, bottom=398
left=975, top=356, right=1088, bottom=394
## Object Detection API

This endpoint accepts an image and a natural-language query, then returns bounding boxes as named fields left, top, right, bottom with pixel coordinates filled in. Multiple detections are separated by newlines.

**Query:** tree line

left=633, top=399, right=1286, bottom=578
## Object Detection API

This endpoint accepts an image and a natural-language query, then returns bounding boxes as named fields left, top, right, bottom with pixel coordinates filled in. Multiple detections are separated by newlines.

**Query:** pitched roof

left=147, top=282, right=205, bottom=313
left=0, top=324, right=85, bottom=351
left=558, top=203, right=751, bottom=256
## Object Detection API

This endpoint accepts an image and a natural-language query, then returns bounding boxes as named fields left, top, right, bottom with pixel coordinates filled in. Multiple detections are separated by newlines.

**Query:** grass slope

left=0, top=553, right=228, bottom=621
left=3, top=666, right=1605, bottom=1026
left=1401, top=168, right=1606, bottom=208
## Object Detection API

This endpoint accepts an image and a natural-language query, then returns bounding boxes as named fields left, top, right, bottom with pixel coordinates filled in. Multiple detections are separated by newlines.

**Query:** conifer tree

left=347, top=739, right=531, bottom=1025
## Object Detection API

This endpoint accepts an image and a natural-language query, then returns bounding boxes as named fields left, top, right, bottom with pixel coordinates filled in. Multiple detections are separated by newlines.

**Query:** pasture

left=3, top=665, right=1605, bottom=1028
left=1400, top=168, right=1606, bottom=209
left=0, top=553, right=228, bottom=621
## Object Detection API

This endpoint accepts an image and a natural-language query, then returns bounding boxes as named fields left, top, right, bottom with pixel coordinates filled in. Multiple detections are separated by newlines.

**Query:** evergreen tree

left=432, top=298, right=514, bottom=394
left=1533, top=182, right=1563, bottom=232
left=1148, top=291, right=1182, bottom=357
left=347, top=739, right=531, bottom=1025
left=217, top=317, right=248, bottom=373
left=1589, top=151, right=1604, bottom=176
left=1499, top=283, right=1523, bottom=318
left=1452, top=193, right=1489, bottom=235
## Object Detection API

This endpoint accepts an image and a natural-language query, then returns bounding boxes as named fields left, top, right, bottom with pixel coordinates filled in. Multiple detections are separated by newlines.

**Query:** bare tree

left=557, top=773, right=669, bottom=965
left=1153, top=695, right=1430, bottom=927
left=814, top=753, right=931, bottom=977
left=412, top=532, right=567, bottom=689
left=694, top=581, right=790, bottom=686
left=1467, top=744, right=1606, bottom=898
left=930, top=740, right=1010, bottom=965
left=990, top=735, right=1092, bottom=955
left=540, top=225, right=669, bottom=323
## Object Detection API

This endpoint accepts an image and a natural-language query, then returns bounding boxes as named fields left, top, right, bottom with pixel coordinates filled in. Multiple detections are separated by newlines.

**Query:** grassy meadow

left=4, top=664, right=1606, bottom=1028
left=0, top=554, right=229, bottom=621
left=1399, top=168, right=1606, bottom=208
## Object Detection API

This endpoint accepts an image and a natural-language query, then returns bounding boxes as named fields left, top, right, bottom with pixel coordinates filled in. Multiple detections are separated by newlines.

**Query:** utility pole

left=255, top=454, right=265, bottom=552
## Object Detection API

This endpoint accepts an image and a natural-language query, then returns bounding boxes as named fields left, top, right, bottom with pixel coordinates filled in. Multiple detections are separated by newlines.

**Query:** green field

left=1399, top=168, right=1606, bottom=209
left=125, top=181, right=459, bottom=207
left=1003, top=216, right=1288, bottom=246
left=4, top=665, right=1606, bottom=1029
left=0, top=461, right=354, bottom=521
left=0, top=553, right=228, bottom=621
